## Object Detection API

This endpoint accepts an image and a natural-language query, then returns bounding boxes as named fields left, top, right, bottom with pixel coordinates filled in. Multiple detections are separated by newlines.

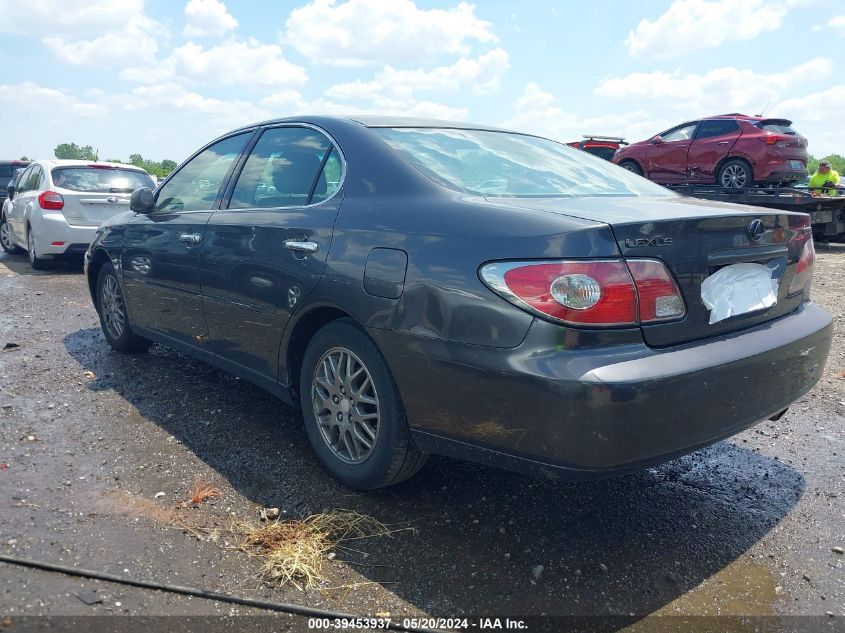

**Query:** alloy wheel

left=721, top=164, right=747, bottom=188
left=27, top=230, right=36, bottom=264
left=0, top=221, right=12, bottom=250
left=100, top=274, right=126, bottom=340
left=311, top=347, right=380, bottom=464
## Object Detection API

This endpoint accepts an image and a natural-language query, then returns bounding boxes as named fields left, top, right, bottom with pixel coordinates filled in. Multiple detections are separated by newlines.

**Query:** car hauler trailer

left=665, top=184, right=845, bottom=242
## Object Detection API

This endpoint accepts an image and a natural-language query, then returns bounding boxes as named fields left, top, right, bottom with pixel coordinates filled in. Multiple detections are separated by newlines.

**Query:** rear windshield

left=584, top=147, right=618, bottom=161
left=374, top=128, right=670, bottom=198
left=51, top=167, right=154, bottom=193
left=758, top=120, right=799, bottom=135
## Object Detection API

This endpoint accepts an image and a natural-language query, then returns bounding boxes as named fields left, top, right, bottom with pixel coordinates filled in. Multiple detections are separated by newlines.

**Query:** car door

left=121, top=131, right=253, bottom=346
left=686, top=119, right=742, bottom=182
left=646, top=122, right=698, bottom=183
left=6, top=165, right=31, bottom=241
left=198, top=125, right=343, bottom=379
left=10, top=165, right=41, bottom=243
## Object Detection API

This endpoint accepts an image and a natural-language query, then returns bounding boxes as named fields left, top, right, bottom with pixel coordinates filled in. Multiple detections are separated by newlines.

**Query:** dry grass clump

left=189, top=477, right=221, bottom=505
left=236, top=511, right=394, bottom=589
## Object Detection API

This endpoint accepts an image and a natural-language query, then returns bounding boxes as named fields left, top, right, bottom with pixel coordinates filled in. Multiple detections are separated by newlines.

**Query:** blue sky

left=1, top=0, right=842, bottom=163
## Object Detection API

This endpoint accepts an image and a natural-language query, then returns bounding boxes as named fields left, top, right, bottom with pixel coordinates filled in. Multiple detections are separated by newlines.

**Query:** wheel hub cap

left=101, top=275, right=126, bottom=339
left=311, top=347, right=380, bottom=465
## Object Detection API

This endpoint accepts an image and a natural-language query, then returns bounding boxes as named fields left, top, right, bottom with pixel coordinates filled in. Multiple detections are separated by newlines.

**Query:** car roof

left=230, top=115, right=515, bottom=134
left=34, top=159, right=148, bottom=171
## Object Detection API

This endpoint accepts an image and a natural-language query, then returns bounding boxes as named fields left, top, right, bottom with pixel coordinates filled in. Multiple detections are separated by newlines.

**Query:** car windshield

left=51, top=166, right=154, bottom=193
left=374, top=127, right=671, bottom=198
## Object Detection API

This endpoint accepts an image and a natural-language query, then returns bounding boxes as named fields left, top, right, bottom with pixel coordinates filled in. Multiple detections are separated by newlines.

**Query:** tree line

left=17, top=144, right=843, bottom=182
left=51, top=142, right=177, bottom=179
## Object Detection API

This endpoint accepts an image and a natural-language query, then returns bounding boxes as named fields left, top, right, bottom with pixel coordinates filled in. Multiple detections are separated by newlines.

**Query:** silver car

left=1, top=160, right=154, bottom=268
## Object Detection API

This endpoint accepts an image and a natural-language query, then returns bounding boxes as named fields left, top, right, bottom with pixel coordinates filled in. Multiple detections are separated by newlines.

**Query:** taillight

left=788, top=214, right=814, bottom=296
left=479, top=259, right=685, bottom=327
left=626, top=260, right=686, bottom=321
left=764, top=133, right=789, bottom=145
left=38, top=191, right=64, bottom=210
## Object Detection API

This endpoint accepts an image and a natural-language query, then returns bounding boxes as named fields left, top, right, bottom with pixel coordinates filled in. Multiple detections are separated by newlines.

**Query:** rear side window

left=695, top=119, right=740, bottom=139
left=0, top=165, right=12, bottom=177
left=52, top=167, right=154, bottom=193
left=228, top=127, right=339, bottom=209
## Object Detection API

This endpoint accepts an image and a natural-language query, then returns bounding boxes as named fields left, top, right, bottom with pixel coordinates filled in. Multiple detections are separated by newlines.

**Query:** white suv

left=0, top=160, right=154, bottom=268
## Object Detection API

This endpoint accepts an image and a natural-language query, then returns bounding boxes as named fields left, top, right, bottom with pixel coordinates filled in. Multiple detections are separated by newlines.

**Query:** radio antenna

left=756, top=102, right=770, bottom=117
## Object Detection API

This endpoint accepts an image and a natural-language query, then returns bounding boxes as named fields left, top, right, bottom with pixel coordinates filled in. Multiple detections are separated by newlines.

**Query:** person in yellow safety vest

left=808, top=160, right=841, bottom=196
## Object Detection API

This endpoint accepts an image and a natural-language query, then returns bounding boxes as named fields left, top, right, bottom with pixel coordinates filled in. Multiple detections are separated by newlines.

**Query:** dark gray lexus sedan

left=84, top=116, right=832, bottom=489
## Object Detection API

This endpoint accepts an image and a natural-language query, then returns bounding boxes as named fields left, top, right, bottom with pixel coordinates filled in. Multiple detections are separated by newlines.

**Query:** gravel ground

left=0, top=245, right=843, bottom=631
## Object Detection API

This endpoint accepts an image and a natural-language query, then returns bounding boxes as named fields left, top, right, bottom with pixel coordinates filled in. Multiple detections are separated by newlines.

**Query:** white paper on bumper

left=700, top=262, right=779, bottom=324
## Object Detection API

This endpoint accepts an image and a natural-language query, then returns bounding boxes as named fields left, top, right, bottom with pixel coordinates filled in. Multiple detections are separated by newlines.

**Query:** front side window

left=695, top=119, right=740, bottom=140
left=229, top=127, right=339, bottom=209
left=156, top=132, right=251, bottom=213
left=52, top=167, right=154, bottom=193
left=662, top=123, right=698, bottom=143
left=374, top=127, right=671, bottom=198
left=15, top=166, right=33, bottom=192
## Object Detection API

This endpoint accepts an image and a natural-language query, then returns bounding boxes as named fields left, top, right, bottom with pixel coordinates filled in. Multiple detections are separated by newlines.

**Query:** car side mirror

left=5, top=184, right=14, bottom=199
left=130, top=187, right=155, bottom=214
left=651, top=135, right=664, bottom=145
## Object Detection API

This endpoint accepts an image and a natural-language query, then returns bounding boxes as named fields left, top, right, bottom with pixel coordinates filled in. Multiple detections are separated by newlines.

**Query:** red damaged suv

left=612, top=114, right=808, bottom=188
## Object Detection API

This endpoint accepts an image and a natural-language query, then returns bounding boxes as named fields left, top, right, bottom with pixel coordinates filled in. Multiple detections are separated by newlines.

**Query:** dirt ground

left=0, top=244, right=843, bottom=632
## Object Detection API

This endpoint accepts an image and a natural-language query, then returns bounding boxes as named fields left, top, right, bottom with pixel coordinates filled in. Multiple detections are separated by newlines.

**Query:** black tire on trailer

left=619, top=160, right=643, bottom=176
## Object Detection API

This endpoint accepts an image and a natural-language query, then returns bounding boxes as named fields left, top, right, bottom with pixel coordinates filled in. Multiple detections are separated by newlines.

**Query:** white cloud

left=625, top=0, right=811, bottom=59
left=183, top=0, right=238, bottom=37
left=121, top=39, right=307, bottom=88
left=0, top=82, right=108, bottom=117
left=43, top=13, right=162, bottom=67
left=260, top=91, right=468, bottom=121
left=596, top=58, right=833, bottom=114
left=326, top=48, right=509, bottom=102
left=503, top=82, right=665, bottom=143
left=283, top=0, right=497, bottom=67
left=774, top=85, right=845, bottom=155
left=829, top=14, right=845, bottom=30
left=123, top=83, right=270, bottom=123
left=0, top=0, right=148, bottom=35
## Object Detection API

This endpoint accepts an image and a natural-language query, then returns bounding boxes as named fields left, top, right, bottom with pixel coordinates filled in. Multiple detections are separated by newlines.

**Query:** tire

left=619, top=160, right=643, bottom=176
left=96, top=262, right=151, bottom=353
left=0, top=215, right=23, bottom=254
left=299, top=319, right=427, bottom=489
left=26, top=226, right=50, bottom=269
left=717, top=159, right=754, bottom=189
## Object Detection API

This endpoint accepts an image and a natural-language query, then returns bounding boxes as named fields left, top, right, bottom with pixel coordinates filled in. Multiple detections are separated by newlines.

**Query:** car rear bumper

left=372, top=302, right=832, bottom=479
left=30, top=212, right=97, bottom=257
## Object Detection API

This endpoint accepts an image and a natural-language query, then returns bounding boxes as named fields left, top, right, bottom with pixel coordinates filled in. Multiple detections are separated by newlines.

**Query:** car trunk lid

left=60, top=191, right=132, bottom=226
left=484, top=194, right=810, bottom=347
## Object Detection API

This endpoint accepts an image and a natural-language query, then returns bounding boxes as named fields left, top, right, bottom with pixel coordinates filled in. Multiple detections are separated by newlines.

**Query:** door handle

left=717, top=141, right=731, bottom=145
left=284, top=239, right=319, bottom=254
left=179, top=233, right=202, bottom=245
